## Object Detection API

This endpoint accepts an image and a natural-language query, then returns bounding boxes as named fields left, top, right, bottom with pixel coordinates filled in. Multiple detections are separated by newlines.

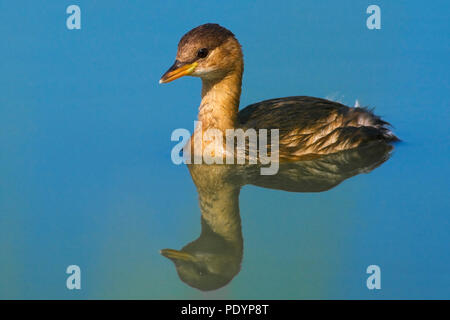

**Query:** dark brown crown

left=178, top=23, right=236, bottom=51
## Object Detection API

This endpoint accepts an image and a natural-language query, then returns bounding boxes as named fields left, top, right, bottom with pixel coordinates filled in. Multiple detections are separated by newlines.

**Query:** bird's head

left=159, top=23, right=243, bottom=84
left=160, top=232, right=242, bottom=291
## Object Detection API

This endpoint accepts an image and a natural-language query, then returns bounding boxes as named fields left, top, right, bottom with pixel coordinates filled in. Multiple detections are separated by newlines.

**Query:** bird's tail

left=346, top=106, right=399, bottom=142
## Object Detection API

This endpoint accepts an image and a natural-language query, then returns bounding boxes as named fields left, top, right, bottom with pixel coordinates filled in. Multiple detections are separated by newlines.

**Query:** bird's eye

left=197, top=48, right=209, bottom=58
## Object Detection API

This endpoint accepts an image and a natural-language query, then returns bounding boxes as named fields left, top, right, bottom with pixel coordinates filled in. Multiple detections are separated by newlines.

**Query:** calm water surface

left=0, top=1, right=448, bottom=299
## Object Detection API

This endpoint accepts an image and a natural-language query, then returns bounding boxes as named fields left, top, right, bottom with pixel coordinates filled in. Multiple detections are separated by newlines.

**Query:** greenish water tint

left=0, top=1, right=449, bottom=299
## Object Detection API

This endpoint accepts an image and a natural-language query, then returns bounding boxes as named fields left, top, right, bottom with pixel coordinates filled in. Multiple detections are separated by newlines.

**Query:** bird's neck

left=198, top=69, right=242, bottom=131
left=189, top=164, right=243, bottom=244
left=198, top=184, right=242, bottom=244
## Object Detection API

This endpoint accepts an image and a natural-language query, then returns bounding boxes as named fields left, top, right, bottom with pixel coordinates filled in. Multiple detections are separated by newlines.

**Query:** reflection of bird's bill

left=159, top=62, right=198, bottom=83
left=160, top=248, right=195, bottom=262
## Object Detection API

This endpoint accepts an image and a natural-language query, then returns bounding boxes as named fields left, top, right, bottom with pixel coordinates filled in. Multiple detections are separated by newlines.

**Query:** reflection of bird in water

left=161, top=180, right=242, bottom=291
left=160, top=23, right=398, bottom=160
left=160, top=142, right=394, bottom=291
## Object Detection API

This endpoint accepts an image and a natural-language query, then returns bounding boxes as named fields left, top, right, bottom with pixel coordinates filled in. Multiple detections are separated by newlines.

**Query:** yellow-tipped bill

left=160, top=249, right=196, bottom=261
left=159, top=61, right=198, bottom=84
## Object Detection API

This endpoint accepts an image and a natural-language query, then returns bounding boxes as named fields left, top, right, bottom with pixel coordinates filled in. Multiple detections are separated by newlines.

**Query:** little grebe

left=160, top=23, right=398, bottom=160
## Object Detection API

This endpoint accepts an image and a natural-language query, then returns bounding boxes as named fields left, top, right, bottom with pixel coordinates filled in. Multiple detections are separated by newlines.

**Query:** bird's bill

left=159, top=61, right=198, bottom=84
left=160, top=248, right=196, bottom=262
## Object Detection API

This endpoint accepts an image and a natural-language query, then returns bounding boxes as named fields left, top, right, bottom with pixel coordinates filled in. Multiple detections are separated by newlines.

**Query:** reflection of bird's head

left=160, top=222, right=242, bottom=291
left=160, top=23, right=243, bottom=84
